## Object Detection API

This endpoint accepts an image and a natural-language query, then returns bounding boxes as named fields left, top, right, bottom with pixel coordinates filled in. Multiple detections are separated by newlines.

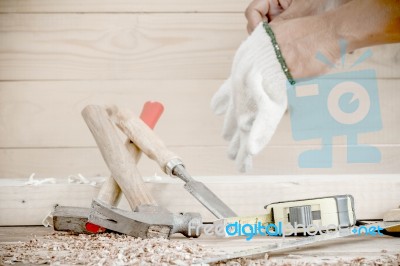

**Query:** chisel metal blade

left=184, top=181, right=237, bottom=219
left=173, top=165, right=237, bottom=219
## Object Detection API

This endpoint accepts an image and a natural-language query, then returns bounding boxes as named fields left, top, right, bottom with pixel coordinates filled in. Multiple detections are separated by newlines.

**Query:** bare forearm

left=266, top=0, right=400, bottom=79
left=246, top=0, right=353, bottom=33
left=322, top=0, right=353, bottom=11
left=329, top=0, right=400, bottom=51
left=271, top=0, right=353, bottom=22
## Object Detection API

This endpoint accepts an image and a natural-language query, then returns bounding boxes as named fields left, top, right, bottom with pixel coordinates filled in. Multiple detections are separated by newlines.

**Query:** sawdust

left=1, top=233, right=399, bottom=266
left=0, top=232, right=218, bottom=265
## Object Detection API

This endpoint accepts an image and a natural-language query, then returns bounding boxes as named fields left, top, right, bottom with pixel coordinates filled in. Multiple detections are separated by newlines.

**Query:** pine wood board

left=1, top=145, right=400, bottom=179
left=0, top=79, right=399, bottom=148
left=0, top=14, right=246, bottom=81
left=0, top=0, right=250, bottom=13
left=0, top=14, right=399, bottom=81
left=0, top=175, right=399, bottom=225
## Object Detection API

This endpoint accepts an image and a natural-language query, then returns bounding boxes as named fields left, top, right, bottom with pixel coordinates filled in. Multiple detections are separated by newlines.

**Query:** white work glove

left=211, top=22, right=293, bottom=172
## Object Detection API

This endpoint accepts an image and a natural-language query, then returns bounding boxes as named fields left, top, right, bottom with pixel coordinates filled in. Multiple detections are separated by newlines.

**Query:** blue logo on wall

left=287, top=41, right=382, bottom=168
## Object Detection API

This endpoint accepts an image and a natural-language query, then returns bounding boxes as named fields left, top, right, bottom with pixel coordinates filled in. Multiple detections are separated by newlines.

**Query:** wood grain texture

left=0, top=14, right=246, bottom=80
left=98, top=177, right=122, bottom=206
left=0, top=79, right=399, bottom=148
left=0, top=9, right=399, bottom=183
left=1, top=145, right=399, bottom=178
left=0, top=0, right=250, bottom=13
left=0, top=14, right=399, bottom=81
left=0, top=175, right=399, bottom=225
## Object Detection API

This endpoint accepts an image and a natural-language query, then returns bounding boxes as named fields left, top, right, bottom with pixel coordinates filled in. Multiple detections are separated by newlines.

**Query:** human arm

left=212, top=0, right=400, bottom=172
left=270, top=0, right=400, bottom=79
left=245, top=0, right=352, bottom=33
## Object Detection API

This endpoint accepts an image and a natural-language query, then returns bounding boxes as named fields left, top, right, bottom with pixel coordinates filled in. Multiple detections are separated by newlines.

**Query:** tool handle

left=107, top=106, right=182, bottom=175
left=140, top=101, right=164, bottom=130
left=82, top=105, right=157, bottom=209
left=97, top=102, right=164, bottom=205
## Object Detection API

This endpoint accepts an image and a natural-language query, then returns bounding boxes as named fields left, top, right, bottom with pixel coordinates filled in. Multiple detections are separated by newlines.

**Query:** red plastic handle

left=86, top=222, right=106, bottom=234
left=85, top=101, right=164, bottom=234
left=140, top=101, right=164, bottom=129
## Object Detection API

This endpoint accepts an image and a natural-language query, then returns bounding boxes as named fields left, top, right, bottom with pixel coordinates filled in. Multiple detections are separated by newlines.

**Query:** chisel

left=107, top=106, right=237, bottom=219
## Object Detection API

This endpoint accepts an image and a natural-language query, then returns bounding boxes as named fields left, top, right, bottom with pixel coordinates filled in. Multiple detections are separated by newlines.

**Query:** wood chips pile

left=0, top=232, right=399, bottom=265
left=0, top=232, right=218, bottom=265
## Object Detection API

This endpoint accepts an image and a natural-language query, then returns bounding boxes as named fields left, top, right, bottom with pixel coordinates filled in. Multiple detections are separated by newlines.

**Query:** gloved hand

left=211, top=22, right=293, bottom=172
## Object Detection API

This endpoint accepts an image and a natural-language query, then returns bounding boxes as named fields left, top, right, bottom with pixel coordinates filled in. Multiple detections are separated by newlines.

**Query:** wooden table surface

left=0, top=226, right=399, bottom=265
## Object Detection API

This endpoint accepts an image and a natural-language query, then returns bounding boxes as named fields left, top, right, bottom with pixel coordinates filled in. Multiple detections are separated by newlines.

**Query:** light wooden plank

left=0, top=0, right=250, bottom=13
left=0, top=80, right=224, bottom=147
left=0, top=79, right=399, bottom=148
left=0, top=14, right=399, bottom=81
left=198, top=235, right=400, bottom=263
left=0, top=175, right=399, bottom=225
left=0, top=14, right=246, bottom=80
left=0, top=145, right=399, bottom=179
left=0, top=227, right=53, bottom=242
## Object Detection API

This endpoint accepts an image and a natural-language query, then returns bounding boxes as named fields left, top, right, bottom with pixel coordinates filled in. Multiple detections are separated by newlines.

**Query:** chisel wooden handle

left=97, top=102, right=164, bottom=205
left=107, top=106, right=238, bottom=219
left=82, top=105, right=157, bottom=209
left=107, top=106, right=182, bottom=175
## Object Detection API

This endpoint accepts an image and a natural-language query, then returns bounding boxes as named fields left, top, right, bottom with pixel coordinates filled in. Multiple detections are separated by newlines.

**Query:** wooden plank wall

left=0, top=1, right=399, bottom=179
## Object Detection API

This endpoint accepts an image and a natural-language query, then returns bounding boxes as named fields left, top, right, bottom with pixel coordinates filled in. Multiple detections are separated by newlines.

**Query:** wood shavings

left=24, top=173, right=56, bottom=186
left=143, top=172, right=164, bottom=182
left=0, top=232, right=218, bottom=265
left=68, top=173, right=97, bottom=186
left=1, top=230, right=399, bottom=266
